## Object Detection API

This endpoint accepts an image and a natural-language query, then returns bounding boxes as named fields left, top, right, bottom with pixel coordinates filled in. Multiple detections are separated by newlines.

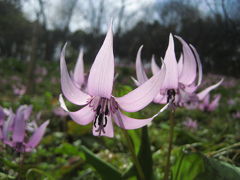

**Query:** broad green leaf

left=172, top=150, right=240, bottom=180
left=197, top=156, right=240, bottom=180
left=80, top=145, right=122, bottom=180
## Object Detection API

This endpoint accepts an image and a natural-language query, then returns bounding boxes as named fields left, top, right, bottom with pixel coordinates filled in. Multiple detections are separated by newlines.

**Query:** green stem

left=163, top=110, right=175, bottom=180
left=18, top=152, right=25, bottom=180
left=121, top=129, right=145, bottom=180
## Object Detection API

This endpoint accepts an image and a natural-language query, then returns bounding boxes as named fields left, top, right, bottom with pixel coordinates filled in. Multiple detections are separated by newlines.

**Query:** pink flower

left=51, top=77, right=59, bottom=84
left=133, top=34, right=223, bottom=109
left=198, top=94, right=221, bottom=112
left=233, top=111, right=240, bottom=119
left=1, top=105, right=49, bottom=152
left=35, top=77, right=43, bottom=83
left=227, top=99, right=235, bottom=106
left=53, top=107, right=68, bottom=117
left=183, top=118, right=198, bottom=130
left=59, top=22, right=167, bottom=137
left=12, top=84, right=26, bottom=96
left=35, top=66, right=48, bottom=76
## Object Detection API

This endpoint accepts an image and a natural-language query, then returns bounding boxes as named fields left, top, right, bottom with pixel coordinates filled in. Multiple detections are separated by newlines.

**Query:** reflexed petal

left=177, top=53, right=183, bottom=76
left=136, top=45, right=148, bottom=84
left=175, top=36, right=196, bottom=85
left=131, top=76, right=140, bottom=86
left=60, top=44, right=90, bottom=105
left=203, top=94, right=210, bottom=106
left=26, top=120, right=49, bottom=151
left=21, top=105, right=32, bottom=121
left=197, top=79, right=223, bottom=100
left=92, top=115, right=114, bottom=137
left=153, top=93, right=165, bottom=104
left=151, top=55, right=160, bottom=75
left=209, top=94, right=221, bottom=111
left=73, top=48, right=85, bottom=87
left=162, top=34, right=178, bottom=89
left=113, top=111, right=152, bottom=129
left=59, top=94, right=95, bottom=125
left=87, top=22, right=114, bottom=98
left=190, top=44, right=202, bottom=86
left=114, top=104, right=168, bottom=129
left=2, top=113, right=15, bottom=142
left=12, top=109, right=25, bottom=143
left=116, top=65, right=166, bottom=112
left=184, top=83, right=198, bottom=93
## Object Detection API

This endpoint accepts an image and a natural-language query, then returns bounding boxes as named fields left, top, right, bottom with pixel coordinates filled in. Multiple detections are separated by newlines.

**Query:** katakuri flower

left=183, top=118, right=198, bottom=130
left=59, top=22, right=167, bottom=137
left=1, top=105, right=49, bottom=152
left=133, top=34, right=223, bottom=109
left=198, top=94, right=221, bottom=112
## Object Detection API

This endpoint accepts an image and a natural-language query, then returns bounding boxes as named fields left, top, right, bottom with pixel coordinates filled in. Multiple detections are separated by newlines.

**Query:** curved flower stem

left=121, top=129, right=145, bottom=180
left=163, top=110, right=175, bottom=180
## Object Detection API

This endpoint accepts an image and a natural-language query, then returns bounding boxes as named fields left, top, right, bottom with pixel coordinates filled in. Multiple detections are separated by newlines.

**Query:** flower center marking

left=90, top=97, right=118, bottom=136
left=167, top=89, right=176, bottom=103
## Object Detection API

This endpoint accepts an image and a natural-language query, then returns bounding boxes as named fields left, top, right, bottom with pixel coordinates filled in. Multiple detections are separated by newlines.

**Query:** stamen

left=167, top=89, right=176, bottom=103
left=90, top=97, right=119, bottom=136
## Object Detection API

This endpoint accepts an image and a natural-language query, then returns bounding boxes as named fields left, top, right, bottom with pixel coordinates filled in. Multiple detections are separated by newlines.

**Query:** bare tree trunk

left=116, top=0, right=126, bottom=35
left=26, top=19, right=39, bottom=94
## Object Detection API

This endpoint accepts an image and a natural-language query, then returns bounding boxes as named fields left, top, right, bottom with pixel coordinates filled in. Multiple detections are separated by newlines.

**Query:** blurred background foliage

left=0, top=0, right=240, bottom=76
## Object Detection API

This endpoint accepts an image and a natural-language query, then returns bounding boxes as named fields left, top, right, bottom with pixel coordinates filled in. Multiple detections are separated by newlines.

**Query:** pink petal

left=153, top=93, right=165, bottom=104
left=175, top=36, right=197, bottom=85
left=26, top=120, right=49, bottom=151
left=136, top=45, right=148, bottom=84
left=151, top=55, right=160, bottom=75
left=92, top=115, right=114, bottom=138
left=73, top=48, right=85, bottom=87
left=87, top=22, right=114, bottom=98
left=209, top=94, right=221, bottom=111
left=113, top=103, right=168, bottom=129
left=3, top=114, right=15, bottom=142
left=203, top=94, right=210, bottom=105
left=21, top=105, right=32, bottom=121
left=12, top=108, right=25, bottom=143
left=197, top=79, right=223, bottom=100
left=184, top=83, right=198, bottom=93
left=115, top=64, right=166, bottom=112
left=177, top=53, right=183, bottom=76
left=190, top=44, right=202, bottom=86
left=113, top=111, right=152, bottom=129
left=60, top=44, right=90, bottom=105
left=162, top=34, right=178, bottom=89
left=59, top=94, right=95, bottom=125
